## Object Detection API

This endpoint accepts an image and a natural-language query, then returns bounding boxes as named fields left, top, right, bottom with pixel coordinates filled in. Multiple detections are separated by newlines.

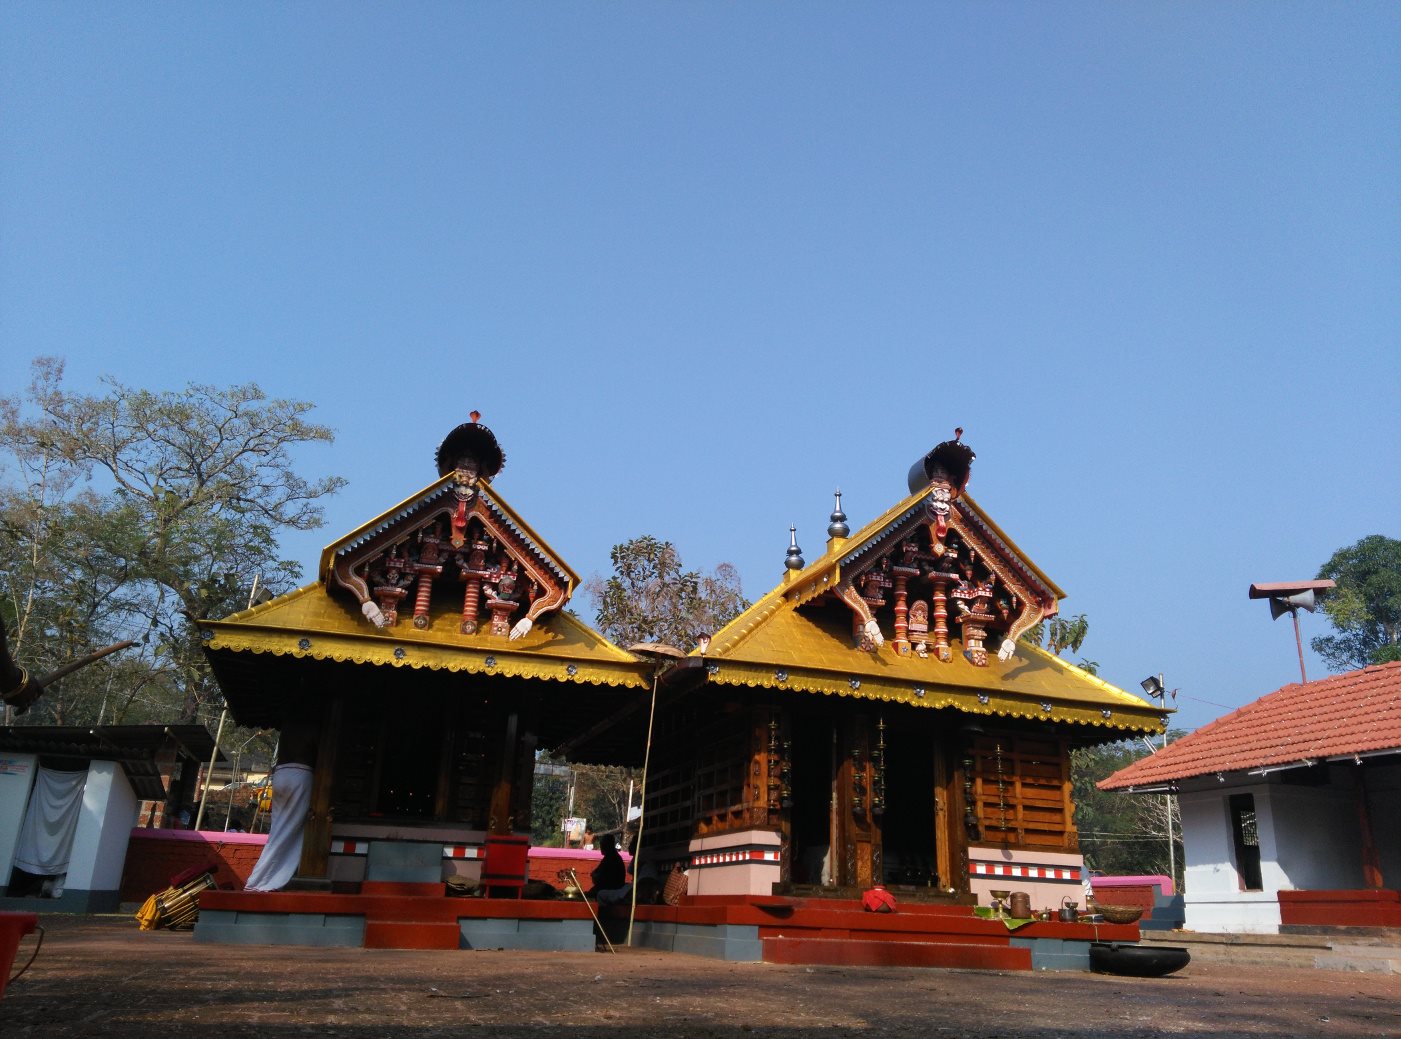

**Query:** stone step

left=1138, top=930, right=1401, bottom=971
left=365, top=841, right=445, bottom=884
left=762, top=935, right=1031, bottom=971
left=1315, top=945, right=1401, bottom=974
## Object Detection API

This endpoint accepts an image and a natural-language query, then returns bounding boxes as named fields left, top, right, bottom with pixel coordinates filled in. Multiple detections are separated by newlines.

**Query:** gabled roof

left=1099, top=661, right=1401, bottom=790
left=317, top=473, right=579, bottom=591
left=773, top=489, right=1064, bottom=612
left=698, top=485, right=1161, bottom=735
left=202, top=582, right=642, bottom=686
left=200, top=468, right=648, bottom=729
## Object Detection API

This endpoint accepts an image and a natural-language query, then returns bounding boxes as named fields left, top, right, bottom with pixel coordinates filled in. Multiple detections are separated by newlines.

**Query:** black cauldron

left=1089, top=942, right=1191, bottom=977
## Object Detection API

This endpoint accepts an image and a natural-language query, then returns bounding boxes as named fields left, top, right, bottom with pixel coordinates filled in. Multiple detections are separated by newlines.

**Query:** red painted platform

left=764, top=936, right=1031, bottom=971
left=196, top=885, right=1138, bottom=969
left=1279, top=889, right=1401, bottom=929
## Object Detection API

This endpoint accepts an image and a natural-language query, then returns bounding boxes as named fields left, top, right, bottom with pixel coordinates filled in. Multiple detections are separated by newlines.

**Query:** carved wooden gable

left=322, top=417, right=574, bottom=642
left=804, top=432, right=1060, bottom=667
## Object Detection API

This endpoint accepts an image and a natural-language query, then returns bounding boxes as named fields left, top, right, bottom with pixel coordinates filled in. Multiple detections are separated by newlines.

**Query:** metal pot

left=1059, top=897, right=1079, bottom=923
left=1009, top=892, right=1032, bottom=919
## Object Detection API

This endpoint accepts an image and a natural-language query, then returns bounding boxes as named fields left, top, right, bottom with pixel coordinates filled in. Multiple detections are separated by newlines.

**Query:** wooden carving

left=330, top=475, right=569, bottom=640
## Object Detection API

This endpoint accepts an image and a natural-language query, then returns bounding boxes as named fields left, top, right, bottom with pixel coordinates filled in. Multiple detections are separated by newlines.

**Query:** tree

left=530, top=753, right=640, bottom=848
left=1312, top=535, right=1401, bottom=672
left=1020, top=612, right=1099, bottom=675
left=1072, top=734, right=1185, bottom=883
left=585, top=535, right=749, bottom=649
left=0, top=357, right=345, bottom=724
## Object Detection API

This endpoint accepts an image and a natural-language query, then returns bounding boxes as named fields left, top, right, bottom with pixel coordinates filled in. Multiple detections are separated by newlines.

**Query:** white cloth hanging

left=14, top=766, right=87, bottom=876
left=243, top=763, right=313, bottom=892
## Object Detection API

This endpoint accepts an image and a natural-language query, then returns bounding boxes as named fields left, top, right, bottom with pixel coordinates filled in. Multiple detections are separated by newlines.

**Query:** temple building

left=198, top=417, right=648, bottom=885
left=190, top=421, right=1170, bottom=963
left=574, top=431, right=1165, bottom=908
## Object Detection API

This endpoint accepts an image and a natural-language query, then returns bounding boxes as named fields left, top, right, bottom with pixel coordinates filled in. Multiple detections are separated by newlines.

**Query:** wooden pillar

left=513, top=693, right=542, bottom=830
left=1358, top=768, right=1384, bottom=889
left=299, top=696, right=342, bottom=879
left=488, top=708, right=519, bottom=834
left=892, top=569, right=916, bottom=656
left=932, top=738, right=954, bottom=892
left=433, top=697, right=455, bottom=819
left=834, top=715, right=880, bottom=888
left=931, top=579, right=951, bottom=661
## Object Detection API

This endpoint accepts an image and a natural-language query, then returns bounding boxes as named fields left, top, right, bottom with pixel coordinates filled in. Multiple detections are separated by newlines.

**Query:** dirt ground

left=3, top=916, right=1399, bottom=1039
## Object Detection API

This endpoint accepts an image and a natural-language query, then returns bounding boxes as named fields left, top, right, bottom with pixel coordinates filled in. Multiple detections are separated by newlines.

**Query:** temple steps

left=364, top=919, right=462, bottom=950
left=1139, top=929, right=1401, bottom=973
left=195, top=888, right=1137, bottom=966
left=763, top=935, right=1031, bottom=971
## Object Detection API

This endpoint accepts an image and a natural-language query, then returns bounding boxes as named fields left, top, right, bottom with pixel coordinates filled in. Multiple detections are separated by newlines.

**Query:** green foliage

left=1311, top=534, right=1401, bottom=672
left=1020, top=612, right=1097, bottom=673
left=0, top=357, right=343, bottom=725
left=586, top=535, right=749, bottom=649
left=1072, top=734, right=1185, bottom=884
left=530, top=752, right=640, bottom=847
left=530, top=756, right=571, bottom=847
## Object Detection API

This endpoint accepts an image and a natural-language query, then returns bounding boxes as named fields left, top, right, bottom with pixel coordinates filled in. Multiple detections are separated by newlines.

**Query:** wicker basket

left=1092, top=902, right=1144, bottom=924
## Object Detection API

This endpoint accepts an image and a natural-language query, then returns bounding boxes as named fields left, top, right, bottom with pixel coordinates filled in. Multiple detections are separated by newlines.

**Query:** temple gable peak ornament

left=829, top=428, right=1051, bottom=666
left=327, top=413, right=570, bottom=641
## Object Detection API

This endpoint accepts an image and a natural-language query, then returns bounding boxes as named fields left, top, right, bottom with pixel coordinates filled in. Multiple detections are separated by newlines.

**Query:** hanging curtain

left=13, top=766, right=88, bottom=876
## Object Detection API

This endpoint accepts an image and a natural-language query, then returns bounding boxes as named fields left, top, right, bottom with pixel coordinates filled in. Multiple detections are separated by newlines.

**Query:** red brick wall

left=1091, top=874, right=1174, bottom=908
left=527, top=847, right=605, bottom=890
left=120, top=830, right=267, bottom=902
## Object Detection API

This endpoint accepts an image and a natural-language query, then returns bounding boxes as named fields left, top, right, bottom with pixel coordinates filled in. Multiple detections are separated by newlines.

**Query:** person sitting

left=587, top=833, right=631, bottom=906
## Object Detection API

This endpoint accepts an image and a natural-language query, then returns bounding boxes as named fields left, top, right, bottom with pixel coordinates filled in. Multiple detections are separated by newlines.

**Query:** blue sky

left=3, top=3, right=1397, bottom=732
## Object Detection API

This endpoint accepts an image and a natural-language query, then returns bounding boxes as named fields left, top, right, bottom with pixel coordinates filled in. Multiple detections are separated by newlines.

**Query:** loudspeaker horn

left=1269, top=589, right=1317, bottom=620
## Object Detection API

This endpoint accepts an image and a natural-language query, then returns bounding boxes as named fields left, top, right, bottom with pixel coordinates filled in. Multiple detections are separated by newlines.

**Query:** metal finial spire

left=785, top=525, right=805, bottom=570
left=827, top=489, right=850, bottom=539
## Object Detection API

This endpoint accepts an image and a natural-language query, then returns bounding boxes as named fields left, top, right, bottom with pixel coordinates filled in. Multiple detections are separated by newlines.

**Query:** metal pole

left=1165, top=727, right=1176, bottom=889
left=192, top=708, right=227, bottom=831
left=626, top=667, right=661, bottom=947
left=1291, top=609, right=1309, bottom=684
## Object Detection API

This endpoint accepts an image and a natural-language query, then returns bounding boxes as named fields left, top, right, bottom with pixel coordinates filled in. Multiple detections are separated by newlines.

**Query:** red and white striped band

left=968, top=861, right=1080, bottom=881
left=328, top=840, right=483, bottom=860
left=690, top=849, right=781, bottom=868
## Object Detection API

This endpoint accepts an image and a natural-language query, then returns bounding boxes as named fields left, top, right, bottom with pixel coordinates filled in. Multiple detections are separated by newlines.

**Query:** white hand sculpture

left=361, top=600, right=388, bottom=629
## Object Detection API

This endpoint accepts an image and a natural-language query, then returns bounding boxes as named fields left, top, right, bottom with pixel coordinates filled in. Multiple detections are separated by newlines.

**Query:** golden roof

left=201, top=583, right=646, bottom=688
left=699, top=485, right=1161, bottom=735
left=202, top=470, right=645, bottom=697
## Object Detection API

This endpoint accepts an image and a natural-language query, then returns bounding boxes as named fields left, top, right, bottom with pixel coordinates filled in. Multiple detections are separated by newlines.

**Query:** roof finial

left=470, top=410, right=481, bottom=423
left=906, top=427, right=975, bottom=496
left=827, top=489, right=850, bottom=539
left=436, top=416, right=506, bottom=479
left=785, top=526, right=805, bottom=571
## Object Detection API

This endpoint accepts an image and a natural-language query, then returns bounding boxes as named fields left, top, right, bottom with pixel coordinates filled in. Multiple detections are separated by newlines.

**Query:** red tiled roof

left=1099, top=661, right=1401, bottom=790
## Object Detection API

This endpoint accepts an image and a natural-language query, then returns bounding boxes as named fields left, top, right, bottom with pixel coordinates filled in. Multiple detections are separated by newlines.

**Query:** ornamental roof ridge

left=316, top=473, right=579, bottom=590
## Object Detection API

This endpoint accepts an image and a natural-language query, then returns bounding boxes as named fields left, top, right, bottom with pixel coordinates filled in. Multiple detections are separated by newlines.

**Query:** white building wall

left=0, top=752, right=39, bottom=891
left=65, top=760, right=139, bottom=897
left=1180, top=783, right=1282, bottom=934
left=1180, top=769, right=1378, bottom=935
left=1270, top=769, right=1363, bottom=890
